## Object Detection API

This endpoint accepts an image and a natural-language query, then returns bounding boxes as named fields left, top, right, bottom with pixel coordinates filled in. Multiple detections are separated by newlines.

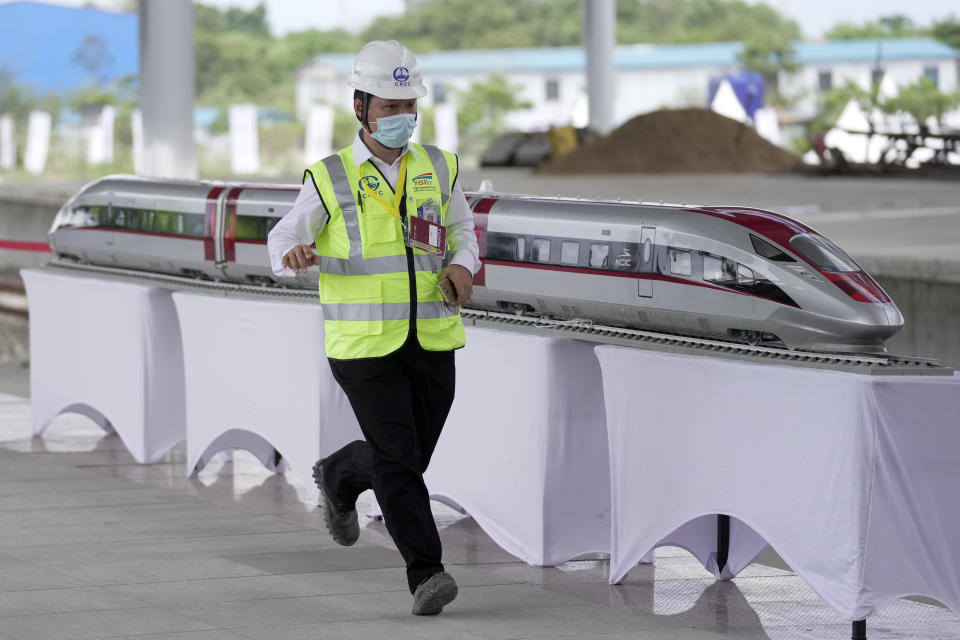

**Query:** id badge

left=417, top=199, right=441, bottom=224
left=406, top=215, right=446, bottom=257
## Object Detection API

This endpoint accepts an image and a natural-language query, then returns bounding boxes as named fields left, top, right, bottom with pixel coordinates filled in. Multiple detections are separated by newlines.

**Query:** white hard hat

left=348, top=40, right=427, bottom=99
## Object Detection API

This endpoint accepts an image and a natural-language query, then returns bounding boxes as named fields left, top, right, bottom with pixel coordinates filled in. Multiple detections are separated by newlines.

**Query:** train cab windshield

left=788, top=233, right=861, bottom=273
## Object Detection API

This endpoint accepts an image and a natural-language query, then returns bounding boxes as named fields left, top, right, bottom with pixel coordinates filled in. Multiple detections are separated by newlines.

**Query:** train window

left=750, top=234, right=795, bottom=262
left=235, top=216, right=283, bottom=241
left=560, top=241, right=580, bottom=265
left=788, top=233, right=860, bottom=272
left=532, top=239, right=551, bottom=263
left=180, top=213, right=207, bottom=237
left=235, top=216, right=264, bottom=241
left=516, top=237, right=526, bottom=261
left=127, top=209, right=144, bottom=230
left=702, top=253, right=736, bottom=284
left=669, top=248, right=692, bottom=276
left=484, top=232, right=519, bottom=261
left=154, top=210, right=177, bottom=234
left=589, top=243, right=609, bottom=268
left=77, top=206, right=102, bottom=223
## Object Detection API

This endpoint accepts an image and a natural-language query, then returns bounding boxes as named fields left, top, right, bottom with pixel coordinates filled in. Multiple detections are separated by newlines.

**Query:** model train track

left=45, top=261, right=952, bottom=375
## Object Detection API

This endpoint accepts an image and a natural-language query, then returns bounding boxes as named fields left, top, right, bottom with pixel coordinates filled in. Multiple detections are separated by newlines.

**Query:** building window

left=924, top=66, right=939, bottom=88
left=545, top=78, right=560, bottom=101
left=871, top=67, right=885, bottom=87
left=818, top=70, right=832, bottom=93
left=433, top=82, right=447, bottom=104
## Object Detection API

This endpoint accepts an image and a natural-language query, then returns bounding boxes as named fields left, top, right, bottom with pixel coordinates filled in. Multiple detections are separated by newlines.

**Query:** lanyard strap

left=360, top=154, right=408, bottom=221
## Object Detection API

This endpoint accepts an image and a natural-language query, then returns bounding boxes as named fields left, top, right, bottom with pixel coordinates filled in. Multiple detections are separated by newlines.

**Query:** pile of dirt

left=539, top=108, right=799, bottom=175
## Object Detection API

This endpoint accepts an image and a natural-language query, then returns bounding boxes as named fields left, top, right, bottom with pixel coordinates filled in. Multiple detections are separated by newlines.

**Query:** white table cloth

left=172, top=291, right=362, bottom=504
left=596, top=345, right=960, bottom=621
left=22, top=267, right=185, bottom=463
left=426, top=327, right=616, bottom=566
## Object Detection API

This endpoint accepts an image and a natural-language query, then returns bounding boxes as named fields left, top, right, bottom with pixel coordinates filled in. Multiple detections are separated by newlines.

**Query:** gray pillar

left=138, top=0, right=196, bottom=178
left=583, top=0, right=616, bottom=134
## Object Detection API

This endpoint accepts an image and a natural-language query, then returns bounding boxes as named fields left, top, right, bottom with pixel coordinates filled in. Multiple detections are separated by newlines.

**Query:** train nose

left=882, top=301, right=904, bottom=328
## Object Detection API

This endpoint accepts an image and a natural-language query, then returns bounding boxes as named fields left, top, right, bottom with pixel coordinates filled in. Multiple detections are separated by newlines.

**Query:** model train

left=49, top=174, right=902, bottom=354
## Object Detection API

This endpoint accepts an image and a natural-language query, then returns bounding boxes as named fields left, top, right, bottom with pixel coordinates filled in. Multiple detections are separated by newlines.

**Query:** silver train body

left=50, top=174, right=903, bottom=353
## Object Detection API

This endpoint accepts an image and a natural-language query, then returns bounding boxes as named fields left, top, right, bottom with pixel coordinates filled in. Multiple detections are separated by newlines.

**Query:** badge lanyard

left=360, top=154, right=408, bottom=224
left=359, top=154, right=446, bottom=257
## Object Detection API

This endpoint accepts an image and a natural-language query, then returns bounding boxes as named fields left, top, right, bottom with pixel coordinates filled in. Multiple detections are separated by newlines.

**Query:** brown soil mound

left=539, top=108, right=799, bottom=174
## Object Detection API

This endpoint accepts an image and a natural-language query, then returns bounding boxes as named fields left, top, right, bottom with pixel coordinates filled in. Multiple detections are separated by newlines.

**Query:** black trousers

left=324, top=337, right=456, bottom=593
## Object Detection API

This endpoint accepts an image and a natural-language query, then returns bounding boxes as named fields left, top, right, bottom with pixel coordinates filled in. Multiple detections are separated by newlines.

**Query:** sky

left=1, top=0, right=957, bottom=38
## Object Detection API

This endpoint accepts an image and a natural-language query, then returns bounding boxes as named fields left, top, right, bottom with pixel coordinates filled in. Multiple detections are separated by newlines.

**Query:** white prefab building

left=295, top=38, right=958, bottom=131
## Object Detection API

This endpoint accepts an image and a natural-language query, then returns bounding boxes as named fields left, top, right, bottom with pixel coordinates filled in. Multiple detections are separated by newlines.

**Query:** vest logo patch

left=359, top=175, right=380, bottom=192
left=411, top=172, right=435, bottom=193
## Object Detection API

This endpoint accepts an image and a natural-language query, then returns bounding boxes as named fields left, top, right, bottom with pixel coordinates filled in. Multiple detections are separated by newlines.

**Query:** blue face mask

left=371, top=113, right=417, bottom=148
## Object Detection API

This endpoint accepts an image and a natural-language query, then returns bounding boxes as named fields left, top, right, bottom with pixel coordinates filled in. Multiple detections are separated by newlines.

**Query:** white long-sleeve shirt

left=268, top=132, right=480, bottom=278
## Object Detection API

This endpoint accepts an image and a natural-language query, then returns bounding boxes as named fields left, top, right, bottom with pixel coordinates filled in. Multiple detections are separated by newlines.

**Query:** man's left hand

left=440, top=264, right=473, bottom=306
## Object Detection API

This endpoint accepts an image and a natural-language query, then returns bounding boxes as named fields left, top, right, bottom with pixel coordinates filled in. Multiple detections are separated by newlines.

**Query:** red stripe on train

left=223, top=187, right=244, bottom=263
left=0, top=239, right=51, bottom=252
left=204, top=186, right=225, bottom=261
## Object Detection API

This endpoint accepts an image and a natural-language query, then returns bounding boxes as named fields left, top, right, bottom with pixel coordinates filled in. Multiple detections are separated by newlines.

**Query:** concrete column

left=583, top=0, right=616, bottom=135
left=138, top=0, right=196, bottom=178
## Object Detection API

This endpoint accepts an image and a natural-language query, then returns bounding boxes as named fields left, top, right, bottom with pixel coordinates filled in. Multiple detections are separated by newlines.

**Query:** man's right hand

left=282, top=245, right=320, bottom=274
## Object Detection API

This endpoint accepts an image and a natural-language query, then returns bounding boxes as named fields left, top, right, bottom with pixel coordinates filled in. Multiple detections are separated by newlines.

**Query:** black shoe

left=412, top=571, right=458, bottom=616
left=312, top=459, right=359, bottom=546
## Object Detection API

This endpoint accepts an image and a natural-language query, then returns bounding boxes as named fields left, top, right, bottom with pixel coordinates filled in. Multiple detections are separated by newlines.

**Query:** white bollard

left=24, top=111, right=51, bottom=175
left=131, top=109, right=144, bottom=175
left=303, top=103, right=333, bottom=165
left=229, top=104, right=260, bottom=175
left=434, top=103, right=458, bottom=154
left=0, top=115, right=14, bottom=170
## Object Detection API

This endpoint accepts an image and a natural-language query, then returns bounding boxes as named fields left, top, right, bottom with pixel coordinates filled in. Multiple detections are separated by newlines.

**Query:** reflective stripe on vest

left=321, top=300, right=458, bottom=322
left=422, top=144, right=450, bottom=207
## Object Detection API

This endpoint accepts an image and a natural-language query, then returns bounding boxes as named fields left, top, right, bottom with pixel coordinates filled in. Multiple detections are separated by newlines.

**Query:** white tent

left=710, top=79, right=749, bottom=124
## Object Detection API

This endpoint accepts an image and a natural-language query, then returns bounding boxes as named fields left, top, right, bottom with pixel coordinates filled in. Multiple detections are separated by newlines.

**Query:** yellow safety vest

left=304, top=143, right=465, bottom=360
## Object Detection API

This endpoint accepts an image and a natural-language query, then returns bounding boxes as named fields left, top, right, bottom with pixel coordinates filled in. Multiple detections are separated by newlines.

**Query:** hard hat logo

left=348, top=40, right=427, bottom=99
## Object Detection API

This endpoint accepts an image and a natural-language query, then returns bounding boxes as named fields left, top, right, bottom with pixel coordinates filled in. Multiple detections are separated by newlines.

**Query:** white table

left=173, top=290, right=616, bottom=566
left=22, top=267, right=185, bottom=463
left=596, top=345, right=960, bottom=622
left=172, top=290, right=363, bottom=504
left=426, top=327, right=616, bottom=566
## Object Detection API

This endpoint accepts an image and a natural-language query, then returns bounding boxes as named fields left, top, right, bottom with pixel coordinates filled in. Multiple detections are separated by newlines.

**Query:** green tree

left=455, top=74, right=532, bottom=158
left=826, top=14, right=923, bottom=39
left=810, top=80, right=879, bottom=135
left=0, top=68, right=36, bottom=119
left=931, top=17, right=960, bottom=49
left=882, top=77, right=960, bottom=128
left=72, top=34, right=114, bottom=85
left=194, top=2, right=269, bottom=35
left=362, top=0, right=800, bottom=50
left=736, top=31, right=798, bottom=102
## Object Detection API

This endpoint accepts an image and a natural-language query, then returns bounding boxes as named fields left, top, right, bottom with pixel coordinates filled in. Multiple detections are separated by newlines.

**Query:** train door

left=105, top=203, right=114, bottom=245
left=638, top=225, right=656, bottom=297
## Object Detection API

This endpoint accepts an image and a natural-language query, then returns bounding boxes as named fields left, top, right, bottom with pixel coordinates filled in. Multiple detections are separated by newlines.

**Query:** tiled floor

left=0, top=392, right=957, bottom=639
